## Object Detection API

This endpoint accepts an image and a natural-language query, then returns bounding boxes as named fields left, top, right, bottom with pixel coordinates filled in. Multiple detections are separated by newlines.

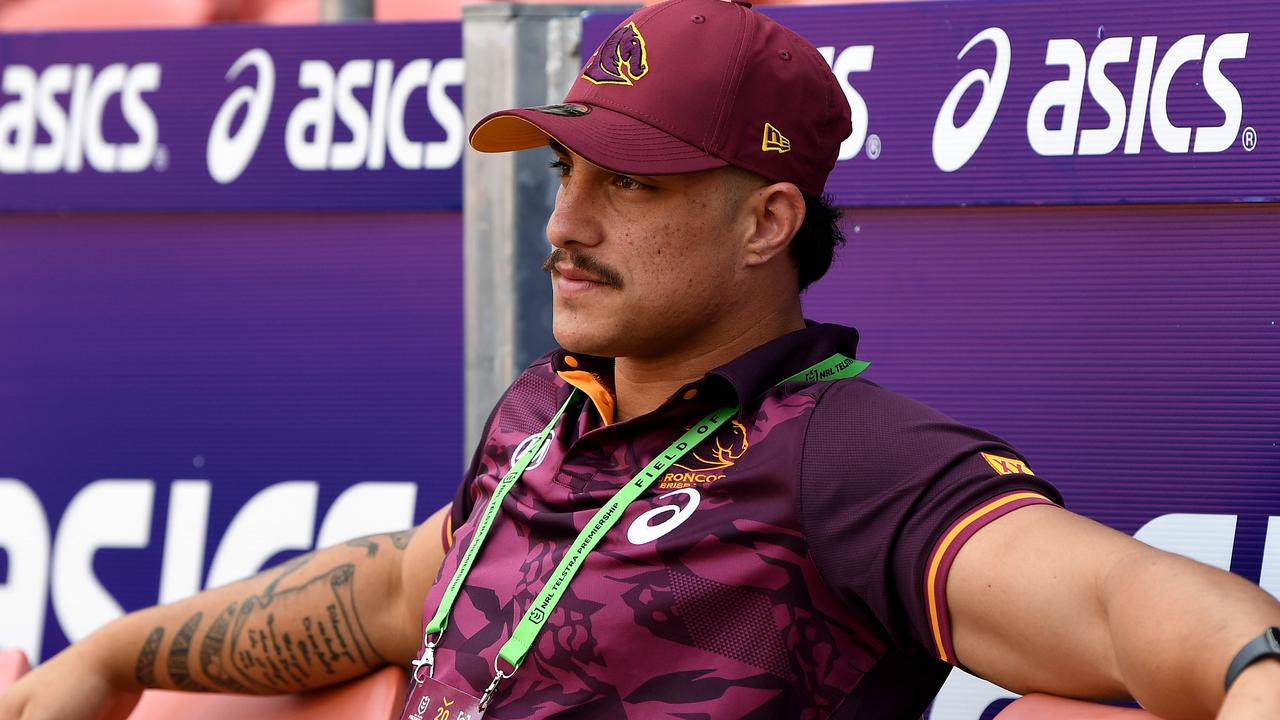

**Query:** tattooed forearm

left=199, top=603, right=257, bottom=693
left=125, top=540, right=399, bottom=696
left=134, top=627, right=164, bottom=687
left=227, top=563, right=387, bottom=692
left=167, top=612, right=212, bottom=692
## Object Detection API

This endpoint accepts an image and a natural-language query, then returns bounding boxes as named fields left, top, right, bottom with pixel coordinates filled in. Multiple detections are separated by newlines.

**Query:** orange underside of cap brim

left=470, top=115, right=552, bottom=153
left=469, top=106, right=728, bottom=177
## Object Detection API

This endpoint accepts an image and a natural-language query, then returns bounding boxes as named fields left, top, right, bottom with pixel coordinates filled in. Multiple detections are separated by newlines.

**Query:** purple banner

left=584, top=0, right=1277, bottom=206
left=0, top=212, right=463, bottom=660
left=804, top=203, right=1280, bottom=718
left=0, top=22, right=462, bottom=210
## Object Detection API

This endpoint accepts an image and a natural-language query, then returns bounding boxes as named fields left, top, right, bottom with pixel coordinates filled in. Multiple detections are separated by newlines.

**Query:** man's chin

left=553, top=336, right=621, bottom=359
left=551, top=321, right=624, bottom=359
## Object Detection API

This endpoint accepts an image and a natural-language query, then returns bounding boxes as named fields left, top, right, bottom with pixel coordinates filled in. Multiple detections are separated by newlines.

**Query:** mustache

left=542, top=248, right=625, bottom=289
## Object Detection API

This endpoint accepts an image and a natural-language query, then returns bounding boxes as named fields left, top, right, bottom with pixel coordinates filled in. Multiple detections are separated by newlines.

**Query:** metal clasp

left=410, top=631, right=441, bottom=684
left=478, top=657, right=520, bottom=711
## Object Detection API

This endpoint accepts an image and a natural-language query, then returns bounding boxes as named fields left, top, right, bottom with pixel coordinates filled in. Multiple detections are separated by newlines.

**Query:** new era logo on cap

left=762, top=123, right=791, bottom=153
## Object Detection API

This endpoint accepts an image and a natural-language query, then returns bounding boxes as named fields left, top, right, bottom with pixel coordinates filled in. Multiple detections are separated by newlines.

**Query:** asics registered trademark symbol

left=627, top=489, right=700, bottom=545
left=1242, top=127, right=1257, bottom=152
left=865, top=133, right=882, bottom=160
left=152, top=145, right=170, bottom=172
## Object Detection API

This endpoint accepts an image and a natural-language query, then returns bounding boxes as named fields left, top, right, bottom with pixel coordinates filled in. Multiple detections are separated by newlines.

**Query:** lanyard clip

left=479, top=657, right=520, bottom=711
left=411, top=633, right=440, bottom=684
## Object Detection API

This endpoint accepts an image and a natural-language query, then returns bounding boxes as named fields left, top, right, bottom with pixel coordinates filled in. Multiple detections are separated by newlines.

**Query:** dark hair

left=791, top=193, right=845, bottom=291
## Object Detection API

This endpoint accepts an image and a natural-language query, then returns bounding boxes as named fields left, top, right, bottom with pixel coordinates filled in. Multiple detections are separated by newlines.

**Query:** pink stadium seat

left=0, top=0, right=215, bottom=30
left=995, top=694, right=1158, bottom=719
left=255, top=0, right=320, bottom=24
left=376, top=0, right=461, bottom=22
left=0, top=649, right=31, bottom=692
left=0, top=650, right=405, bottom=720
left=376, top=0, right=640, bottom=22
left=129, top=665, right=409, bottom=720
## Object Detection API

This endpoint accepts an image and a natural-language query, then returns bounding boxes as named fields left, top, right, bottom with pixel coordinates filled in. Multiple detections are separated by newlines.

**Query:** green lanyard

left=413, top=352, right=868, bottom=706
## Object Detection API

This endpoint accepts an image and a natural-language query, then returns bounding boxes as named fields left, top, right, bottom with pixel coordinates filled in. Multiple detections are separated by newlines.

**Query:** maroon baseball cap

left=468, top=0, right=851, bottom=196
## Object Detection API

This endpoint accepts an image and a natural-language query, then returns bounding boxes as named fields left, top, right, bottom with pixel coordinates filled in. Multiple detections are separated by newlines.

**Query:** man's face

left=543, top=142, right=760, bottom=359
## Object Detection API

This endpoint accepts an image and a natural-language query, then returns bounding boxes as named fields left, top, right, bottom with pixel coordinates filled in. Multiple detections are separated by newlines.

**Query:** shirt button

left=564, top=355, right=579, bottom=368
left=682, top=388, right=698, bottom=400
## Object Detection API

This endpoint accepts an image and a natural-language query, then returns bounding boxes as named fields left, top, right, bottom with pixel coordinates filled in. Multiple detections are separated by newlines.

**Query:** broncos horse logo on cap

left=582, top=21, right=649, bottom=86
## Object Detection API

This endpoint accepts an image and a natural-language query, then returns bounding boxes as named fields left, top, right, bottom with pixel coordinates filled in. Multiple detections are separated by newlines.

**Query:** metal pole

left=319, top=0, right=374, bottom=21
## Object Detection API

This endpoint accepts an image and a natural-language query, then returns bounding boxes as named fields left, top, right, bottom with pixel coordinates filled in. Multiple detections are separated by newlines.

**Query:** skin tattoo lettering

left=199, top=603, right=257, bottom=693
left=226, top=561, right=384, bottom=691
left=127, top=534, right=412, bottom=694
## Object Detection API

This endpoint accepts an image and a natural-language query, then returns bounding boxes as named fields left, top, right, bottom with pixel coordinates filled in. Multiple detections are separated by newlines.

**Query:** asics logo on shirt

left=627, top=489, right=700, bottom=545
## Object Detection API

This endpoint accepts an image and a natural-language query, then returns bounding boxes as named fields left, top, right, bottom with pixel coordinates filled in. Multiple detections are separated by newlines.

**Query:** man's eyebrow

left=548, top=139, right=570, bottom=158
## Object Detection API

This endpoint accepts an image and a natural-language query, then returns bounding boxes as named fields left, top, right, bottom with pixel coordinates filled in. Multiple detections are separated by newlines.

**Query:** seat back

left=0, top=0, right=214, bottom=30
left=995, top=693, right=1157, bottom=719
left=0, top=649, right=31, bottom=692
left=129, top=666, right=409, bottom=720
left=254, top=0, right=319, bottom=24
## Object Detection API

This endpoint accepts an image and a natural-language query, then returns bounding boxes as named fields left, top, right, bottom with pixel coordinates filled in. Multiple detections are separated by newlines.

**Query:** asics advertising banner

left=0, top=22, right=463, bottom=210
left=0, top=22, right=464, bottom=664
left=585, top=0, right=1276, bottom=207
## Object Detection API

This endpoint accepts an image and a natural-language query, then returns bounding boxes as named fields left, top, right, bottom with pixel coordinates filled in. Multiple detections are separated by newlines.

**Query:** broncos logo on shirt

left=656, top=420, right=749, bottom=490
left=675, top=420, right=749, bottom=472
left=581, top=21, right=649, bottom=86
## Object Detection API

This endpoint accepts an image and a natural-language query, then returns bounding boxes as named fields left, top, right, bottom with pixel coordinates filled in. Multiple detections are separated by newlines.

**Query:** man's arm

left=948, top=504, right=1280, bottom=720
left=0, top=504, right=451, bottom=720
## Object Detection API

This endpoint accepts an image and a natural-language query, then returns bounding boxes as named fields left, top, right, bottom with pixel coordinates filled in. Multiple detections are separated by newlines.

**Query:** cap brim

left=469, top=104, right=728, bottom=176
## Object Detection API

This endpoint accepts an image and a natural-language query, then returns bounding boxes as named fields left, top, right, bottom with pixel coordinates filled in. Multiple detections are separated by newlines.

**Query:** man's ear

left=742, top=182, right=805, bottom=268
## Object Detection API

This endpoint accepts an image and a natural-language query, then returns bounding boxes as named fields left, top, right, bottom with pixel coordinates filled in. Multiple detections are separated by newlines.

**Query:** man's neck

left=612, top=306, right=805, bottom=422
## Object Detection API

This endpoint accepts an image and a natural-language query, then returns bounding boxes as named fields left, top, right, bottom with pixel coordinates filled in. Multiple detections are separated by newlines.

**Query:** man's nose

left=546, top=177, right=603, bottom=250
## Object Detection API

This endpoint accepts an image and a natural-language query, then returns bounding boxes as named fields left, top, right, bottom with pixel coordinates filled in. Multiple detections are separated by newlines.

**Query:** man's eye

left=548, top=159, right=571, bottom=176
left=614, top=175, right=645, bottom=190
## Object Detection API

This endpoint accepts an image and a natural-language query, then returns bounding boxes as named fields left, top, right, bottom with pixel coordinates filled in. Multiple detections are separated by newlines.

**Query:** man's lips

left=542, top=248, right=624, bottom=290
left=555, top=263, right=605, bottom=284
left=553, top=262, right=614, bottom=299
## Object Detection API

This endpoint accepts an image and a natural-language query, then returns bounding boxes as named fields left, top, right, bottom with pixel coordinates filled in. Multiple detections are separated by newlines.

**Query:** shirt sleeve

left=800, top=378, right=1063, bottom=665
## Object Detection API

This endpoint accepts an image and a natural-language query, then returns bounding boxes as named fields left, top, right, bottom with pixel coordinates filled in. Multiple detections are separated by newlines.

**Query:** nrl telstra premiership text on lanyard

left=399, top=353, right=869, bottom=719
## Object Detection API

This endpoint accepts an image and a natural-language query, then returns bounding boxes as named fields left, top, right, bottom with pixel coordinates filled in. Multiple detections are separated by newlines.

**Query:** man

left=2, top=0, right=1278, bottom=717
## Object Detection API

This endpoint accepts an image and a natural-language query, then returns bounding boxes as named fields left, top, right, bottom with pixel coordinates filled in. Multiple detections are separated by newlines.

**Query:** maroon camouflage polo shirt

left=421, top=322, right=1060, bottom=718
